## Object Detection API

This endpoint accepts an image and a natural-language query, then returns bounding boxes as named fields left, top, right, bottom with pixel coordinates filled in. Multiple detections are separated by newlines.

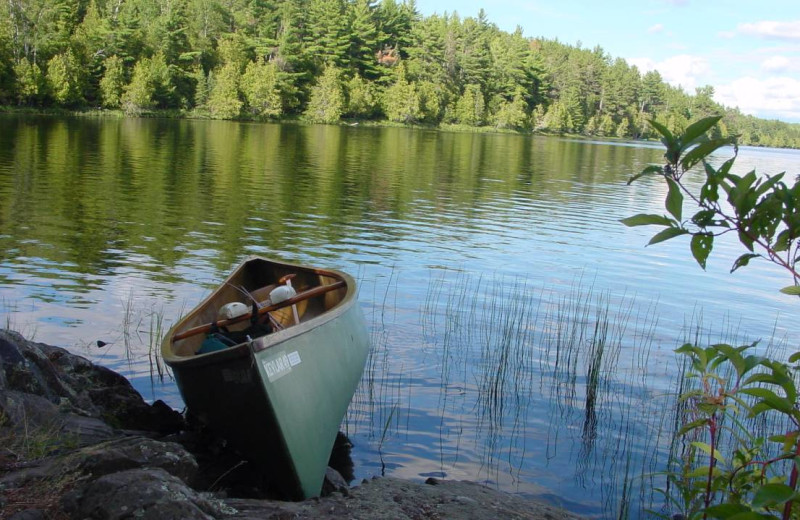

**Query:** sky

left=415, top=0, right=800, bottom=123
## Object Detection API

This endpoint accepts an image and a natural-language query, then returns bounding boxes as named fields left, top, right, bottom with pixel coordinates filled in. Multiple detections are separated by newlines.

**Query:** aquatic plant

left=626, top=117, right=800, bottom=519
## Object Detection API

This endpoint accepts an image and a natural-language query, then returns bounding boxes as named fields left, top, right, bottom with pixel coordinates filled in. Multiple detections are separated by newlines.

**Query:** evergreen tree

left=530, top=103, right=546, bottom=130
left=241, top=58, right=282, bottom=117
left=305, top=0, right=350, bottom=71
left=416, top=80, right=443, bottom=123
left=453, top=83, right=484, bottom=126
left=46, top=49, right=83, bottom=105
left=383, top=63, right=419, bottom=123
left=345, top=73, right=379, bottom=118
left=207, top=62, right=243, bottom=118
left=305, top=65, right=345, bottom=123
left=346, top=0, right=380, bottom=79
left=615, top=117, right=631, bottom=138
left=121, top=57, right=156, bottom=114
left=597, top=113, right=614, bottom=136
left=14, top=59, right=45, bottom=105
left=491, top=88, right=527, bottom=129
left=191, top=64, right=210, bottom=108
left=100, top=55, right=125, bottom=108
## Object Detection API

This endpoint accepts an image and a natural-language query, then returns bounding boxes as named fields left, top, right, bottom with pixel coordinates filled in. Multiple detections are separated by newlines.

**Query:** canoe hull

left=162, top=256, right=369, bottom=499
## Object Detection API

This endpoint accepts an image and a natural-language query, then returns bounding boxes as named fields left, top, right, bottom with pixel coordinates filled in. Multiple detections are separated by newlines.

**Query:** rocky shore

left=0, top=329, right=583, bottom=519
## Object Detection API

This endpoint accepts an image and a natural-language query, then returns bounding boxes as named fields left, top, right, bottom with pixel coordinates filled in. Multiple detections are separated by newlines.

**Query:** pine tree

left=305, top=0, right=350, bottom=71
left=383, top=63, right=420, bottom=123
left=416, top=80, right=443, bottom=123
left=46, top=49, right=83, bottom=105
left=99, top=55, right=125, bottom=108
left=14, top=59, right=45, bottom=105
left=207, top=63, right=243, bottom=119
left=305, top=65, right=344, bottom=123
left=241, top=58, right=282, bottom=118
left=346, top=0, right=379, bottom=79
left=345, top=73, right=378, bottom=118
left=453, top=83, right=484, bottom=126
left=491, top=88, right=527, bottom=129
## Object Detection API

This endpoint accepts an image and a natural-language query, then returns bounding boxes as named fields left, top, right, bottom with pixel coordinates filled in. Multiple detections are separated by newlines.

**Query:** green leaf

left=677, top=418, right=709, bottom=437
left=751, top=483, right=795, bottom=508
left=788, top=351, right=800, bottom=363
left=780, top=285, right=800, bottom=295
left=691, top=441, right=727, bottom=463
left=681, top=116, right=723, bottom=150
left=691, top=233, right=713, bottom=270
left=728, top=512, right=779, bottom=520
left=681, top=136, right=737, bottom=171
left=620, top=214, right=675, bottom=227
left=754, top=172, right=785, bottom=197
left=648, top=227, right=689, bottom=245
left=665, top=178, right=683, bottom=220
left=649, top=119, right=674, bottom=143
left=704, top=503, right=750, bottom=519
left=739, top=387, right=794, bottom=414
left=731, top=253, right=759, bottom=273
left=627, top=164, right=663, bottom=185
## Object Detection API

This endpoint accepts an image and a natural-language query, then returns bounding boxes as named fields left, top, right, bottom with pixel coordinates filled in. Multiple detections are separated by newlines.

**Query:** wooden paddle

left=172, top=280, right=346, bottom=342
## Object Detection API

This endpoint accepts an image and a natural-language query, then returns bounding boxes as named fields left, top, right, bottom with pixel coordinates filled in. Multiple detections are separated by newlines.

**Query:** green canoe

left=161, top=256, right=370, bottom=500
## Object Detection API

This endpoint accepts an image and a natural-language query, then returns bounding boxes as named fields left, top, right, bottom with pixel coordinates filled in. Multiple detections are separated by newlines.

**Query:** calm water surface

left=1, top=115, right=799, bottom=517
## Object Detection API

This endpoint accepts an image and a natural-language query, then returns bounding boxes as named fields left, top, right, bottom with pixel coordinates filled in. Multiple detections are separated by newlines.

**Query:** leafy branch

left=626, top=117, right=800, bottom=519
left=622, top=116, right=800, bottom=293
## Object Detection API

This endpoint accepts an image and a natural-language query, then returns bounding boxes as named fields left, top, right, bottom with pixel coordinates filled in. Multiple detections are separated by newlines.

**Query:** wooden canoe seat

left=250, top=284, right=308, bottom=329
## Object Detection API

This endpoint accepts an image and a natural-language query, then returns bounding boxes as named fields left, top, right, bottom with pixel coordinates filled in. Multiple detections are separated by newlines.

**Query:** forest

left=2, top=0, right=800, bottom=148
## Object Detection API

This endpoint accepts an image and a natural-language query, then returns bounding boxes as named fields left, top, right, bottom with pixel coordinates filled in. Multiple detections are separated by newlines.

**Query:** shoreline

left=0, top=329, right=585, bottom=519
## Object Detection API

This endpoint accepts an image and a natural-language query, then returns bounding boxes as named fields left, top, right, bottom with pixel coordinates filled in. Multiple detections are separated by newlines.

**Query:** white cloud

left=715, top=77, right=800, bottom=120
left=648, top=23, right=664, bottom=34
left=738, top=20, right=800, bottom=40
left=762, top=55, right=791, bottom=72
left=628, top=54, right=710, bottom=92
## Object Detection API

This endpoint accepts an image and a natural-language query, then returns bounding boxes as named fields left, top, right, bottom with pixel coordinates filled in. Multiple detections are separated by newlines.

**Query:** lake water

left=1, top=115, right=799, bottom=517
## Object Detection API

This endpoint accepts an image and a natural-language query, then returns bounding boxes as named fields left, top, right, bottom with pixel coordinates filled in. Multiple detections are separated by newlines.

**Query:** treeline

left=1, top=0, right=799, bottom=148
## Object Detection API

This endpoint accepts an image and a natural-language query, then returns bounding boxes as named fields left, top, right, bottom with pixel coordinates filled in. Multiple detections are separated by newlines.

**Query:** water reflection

left=1, top=115, right=799, bottom=517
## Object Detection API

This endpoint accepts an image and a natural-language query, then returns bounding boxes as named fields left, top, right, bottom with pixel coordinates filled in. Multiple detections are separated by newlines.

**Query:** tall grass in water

left=415, top=270, right=793, bottom=518
left=115, top=293, right=176, bottom=389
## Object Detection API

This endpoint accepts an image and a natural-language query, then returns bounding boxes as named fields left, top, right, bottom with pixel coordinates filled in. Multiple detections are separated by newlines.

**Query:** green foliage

left=624, top=116, right=800, bottom=282
left=121, top=53, right=174, bottom=115
left=383, top=63, right=420, bottom=123
left=13, top=60, right=45, bottom=105
left=0, top=0, right=799, bottom=144
left=207, top=63, right=243, bottom=119
left=99, top=56, right=125, bottom=109
left=491, top=89, right=528, bottom=130
left=304, top=65, right=344, bottom=123
left=655, top=343, right=800, bottom=519
left=626, top=118, right=800, bottom=519
left=46, top=49, right=84, bottom=106
left=345, top=73, right=379, bottom=119
left=453, top=84, right=485, bottom=126
left=241, top=59, right=282, bottom=118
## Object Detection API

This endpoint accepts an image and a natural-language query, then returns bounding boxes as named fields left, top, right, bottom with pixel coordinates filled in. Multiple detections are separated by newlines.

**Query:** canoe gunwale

left=161, top=255, right=358, bottom=367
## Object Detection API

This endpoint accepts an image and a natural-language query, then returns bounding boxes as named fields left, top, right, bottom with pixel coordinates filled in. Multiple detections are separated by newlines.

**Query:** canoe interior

left=167, top=257, right=347, bottom=358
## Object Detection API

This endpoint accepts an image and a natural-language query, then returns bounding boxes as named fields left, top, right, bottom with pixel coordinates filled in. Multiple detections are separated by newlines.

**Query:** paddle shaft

left=172, top=280, right=346, bottom=342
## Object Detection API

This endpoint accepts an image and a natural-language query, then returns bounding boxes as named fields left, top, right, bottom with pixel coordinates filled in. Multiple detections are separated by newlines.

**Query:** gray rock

left=68, top=436, right=199, bottom=483
left=62, top=467, right=226, bottom=520
left=0, top=329, right=184, bottom=434
left=321, top=466, right=349, bottom=497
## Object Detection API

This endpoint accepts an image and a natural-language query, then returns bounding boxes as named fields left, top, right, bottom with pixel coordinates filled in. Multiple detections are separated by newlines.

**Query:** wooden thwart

left=172, top=280, right=346, bottom=342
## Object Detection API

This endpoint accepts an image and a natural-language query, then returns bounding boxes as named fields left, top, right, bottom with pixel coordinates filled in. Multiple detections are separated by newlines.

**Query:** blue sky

left=415, top=0, right=800, bottom=123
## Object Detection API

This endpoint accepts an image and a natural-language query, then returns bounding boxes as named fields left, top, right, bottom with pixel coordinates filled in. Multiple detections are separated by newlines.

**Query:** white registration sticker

left=262, top=351, right=301, bottom=382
